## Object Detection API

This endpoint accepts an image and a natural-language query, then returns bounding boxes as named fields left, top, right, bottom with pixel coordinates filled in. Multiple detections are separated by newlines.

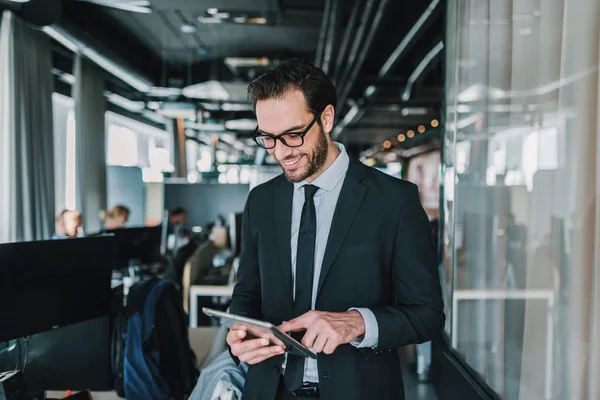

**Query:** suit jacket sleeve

left=229, top=189, right=262, bottom=319
left=370, top=183, right=445, bottom=350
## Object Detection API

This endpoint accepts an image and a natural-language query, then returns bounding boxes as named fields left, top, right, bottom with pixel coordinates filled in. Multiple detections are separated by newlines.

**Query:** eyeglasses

left=252, top=111, right=322, bottom=149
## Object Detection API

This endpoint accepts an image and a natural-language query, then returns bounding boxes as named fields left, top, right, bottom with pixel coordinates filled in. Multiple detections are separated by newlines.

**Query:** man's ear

left=321, top=104, right=335, bottom=134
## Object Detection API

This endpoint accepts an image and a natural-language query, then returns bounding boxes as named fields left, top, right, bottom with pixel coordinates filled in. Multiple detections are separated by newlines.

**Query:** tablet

left=202, top=307, right=317, bottom=359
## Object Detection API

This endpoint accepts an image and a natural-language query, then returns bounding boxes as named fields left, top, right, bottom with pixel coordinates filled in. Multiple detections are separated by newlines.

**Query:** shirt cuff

left=348, top=308, right=379, bottom=349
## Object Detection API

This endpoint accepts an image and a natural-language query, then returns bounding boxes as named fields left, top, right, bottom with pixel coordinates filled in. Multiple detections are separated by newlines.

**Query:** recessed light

left=198, top=16, right=222, bottom=24
left=407, top=130, right=415, bottom=138
left=248, top=17, right=267, bottom=24
left=181, top=24, right=196, bottom=33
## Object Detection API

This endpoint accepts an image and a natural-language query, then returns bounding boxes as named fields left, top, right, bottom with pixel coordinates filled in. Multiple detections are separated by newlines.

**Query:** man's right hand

left=227, top=324, right=286, bottom=364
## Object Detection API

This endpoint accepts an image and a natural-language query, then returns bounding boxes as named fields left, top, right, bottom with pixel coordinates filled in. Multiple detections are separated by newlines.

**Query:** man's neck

left=306, top=142, right=341, bottom=183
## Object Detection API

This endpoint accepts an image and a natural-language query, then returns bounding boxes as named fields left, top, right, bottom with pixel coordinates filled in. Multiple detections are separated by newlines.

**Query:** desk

left=189, top=285, right=235, bottom=327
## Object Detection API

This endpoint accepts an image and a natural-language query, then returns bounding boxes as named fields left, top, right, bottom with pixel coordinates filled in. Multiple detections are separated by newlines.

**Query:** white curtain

left=73, top=54, right=107, bottom=234
left=0, top=11, right=55, bottom=243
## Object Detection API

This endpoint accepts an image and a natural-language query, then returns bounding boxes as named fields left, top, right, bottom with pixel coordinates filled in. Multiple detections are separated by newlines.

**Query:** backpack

left=112, top=278, right=199, bottom=400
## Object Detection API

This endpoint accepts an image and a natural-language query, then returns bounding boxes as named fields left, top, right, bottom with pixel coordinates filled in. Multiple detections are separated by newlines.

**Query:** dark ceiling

left=4, top=0, right=445, bottom=160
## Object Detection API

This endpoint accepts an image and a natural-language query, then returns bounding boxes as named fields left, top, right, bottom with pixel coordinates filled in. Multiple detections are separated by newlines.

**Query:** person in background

left=100, top=205, right=130, bottom=230
left=52, top=209, right=83, bottom=239
left=169, top=206, right=188, bottom=227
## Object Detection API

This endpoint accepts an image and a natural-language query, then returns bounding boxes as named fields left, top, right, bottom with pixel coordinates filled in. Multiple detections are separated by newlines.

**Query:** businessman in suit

left=227, top=59, right=445, bottom=400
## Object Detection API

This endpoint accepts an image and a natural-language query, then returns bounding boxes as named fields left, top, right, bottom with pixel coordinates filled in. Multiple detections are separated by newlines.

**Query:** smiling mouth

left=281, top=155, right=303, bottom=168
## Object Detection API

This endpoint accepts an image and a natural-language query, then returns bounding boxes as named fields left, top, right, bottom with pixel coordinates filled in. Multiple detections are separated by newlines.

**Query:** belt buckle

left=292, top=382, right=320, bottom=398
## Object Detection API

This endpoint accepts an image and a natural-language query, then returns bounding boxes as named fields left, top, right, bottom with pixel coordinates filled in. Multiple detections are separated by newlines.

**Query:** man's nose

left=273, top=140, right=292, bottom=160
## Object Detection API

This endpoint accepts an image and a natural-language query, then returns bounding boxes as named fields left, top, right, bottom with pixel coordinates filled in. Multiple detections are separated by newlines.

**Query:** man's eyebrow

left=257, top=123, right=307, bottom=135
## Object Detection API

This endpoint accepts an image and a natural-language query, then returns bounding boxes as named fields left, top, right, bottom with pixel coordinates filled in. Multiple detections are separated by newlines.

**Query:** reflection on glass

left=444, top=0, right=600, bottom=399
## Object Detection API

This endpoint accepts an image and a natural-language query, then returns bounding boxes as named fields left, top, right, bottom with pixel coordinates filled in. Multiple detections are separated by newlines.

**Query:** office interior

left=1, top=0, right=599, bottom=399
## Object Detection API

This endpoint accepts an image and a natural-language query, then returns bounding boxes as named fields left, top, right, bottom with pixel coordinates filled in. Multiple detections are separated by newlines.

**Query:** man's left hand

left=278, top=310, right=365, bottom=355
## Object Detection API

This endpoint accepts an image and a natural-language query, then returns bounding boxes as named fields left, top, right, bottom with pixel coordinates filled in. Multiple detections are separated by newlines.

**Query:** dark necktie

left=284, top=184, right=319, bottom=391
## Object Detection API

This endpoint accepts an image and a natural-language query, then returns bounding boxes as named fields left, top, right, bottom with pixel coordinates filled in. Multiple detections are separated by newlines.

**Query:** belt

left=291, top=382, right=320, bottom=398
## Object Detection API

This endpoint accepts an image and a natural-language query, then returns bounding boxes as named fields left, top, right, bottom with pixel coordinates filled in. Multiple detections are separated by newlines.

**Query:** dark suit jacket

left=230, top=158, right=445, bottom=400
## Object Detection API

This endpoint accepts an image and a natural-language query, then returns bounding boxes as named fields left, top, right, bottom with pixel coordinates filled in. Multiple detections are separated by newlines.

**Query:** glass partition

left=444, top=0, right=600, bottom=398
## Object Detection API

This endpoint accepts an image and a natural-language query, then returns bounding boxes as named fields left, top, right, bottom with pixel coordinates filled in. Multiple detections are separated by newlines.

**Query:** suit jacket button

left=273, top=367, right=280, bottom=375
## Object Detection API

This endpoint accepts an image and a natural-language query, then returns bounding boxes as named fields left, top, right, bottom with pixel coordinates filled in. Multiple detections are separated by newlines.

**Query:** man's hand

left=226, top=323, right=286, bottom=365
left=278, top=310, right=365, bottom=355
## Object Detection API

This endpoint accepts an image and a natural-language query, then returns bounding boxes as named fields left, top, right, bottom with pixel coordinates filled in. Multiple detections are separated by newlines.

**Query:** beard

left=278, top=126, right=329, bottom=183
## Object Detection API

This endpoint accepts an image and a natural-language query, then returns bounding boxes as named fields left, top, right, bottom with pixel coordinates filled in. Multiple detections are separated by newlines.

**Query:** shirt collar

left=294, top=142, right=349, bottom=193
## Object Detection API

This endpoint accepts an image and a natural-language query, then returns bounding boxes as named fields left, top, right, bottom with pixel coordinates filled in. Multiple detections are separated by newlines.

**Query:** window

left=444, top=1, right=600, bottom=398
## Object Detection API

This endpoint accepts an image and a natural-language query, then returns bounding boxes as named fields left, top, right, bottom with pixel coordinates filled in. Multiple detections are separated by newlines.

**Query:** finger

left=243, top=346, right=285, bottom=365
left=301, top=326, right=319, bottom=349
left=312, top=334, right=328, bottom=354
left=226, top=329, right=246, bottom=346
left=279, top=312, right=314, bottom=333
left=259, top=331, right=285, bottom=347
left=238, top=337, right=271, bottom=354
left=231, top=323, right=248, bottom=331
left=323, top=338, right=339, bottom=355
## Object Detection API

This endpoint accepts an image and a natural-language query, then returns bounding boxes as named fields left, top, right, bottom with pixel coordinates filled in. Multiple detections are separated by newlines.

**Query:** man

left=227, top=59, right=444, bottom=400
left=52, top=209, right=83, bottom=239
left=169, top=206, right=188, bottom=227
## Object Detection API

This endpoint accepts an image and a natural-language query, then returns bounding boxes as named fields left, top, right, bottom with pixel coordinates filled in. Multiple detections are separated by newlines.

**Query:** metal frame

left=451, top=289, right=554, bottom=400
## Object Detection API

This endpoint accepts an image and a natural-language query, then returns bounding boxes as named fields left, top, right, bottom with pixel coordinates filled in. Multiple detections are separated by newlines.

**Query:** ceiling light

left=407, top=130, right=415, bottom=138
left=146, top=101, right=160, bottom=110
left=398, top=134, right=406, bottom=142
left=401, top=107, right=429, bottom=116
left=431, top=119, right=439, bottom=127
left=181, top=24, right=196, bottom=33
left=233, top=17, right=247, bottom=23
left=383, top=140, right=392, bottom=149
left=9, top=0, right=30, bottom=2
left=106, top=93, right=145, bottom=112
left=248, top=17, right=267, bottom=24
left=148, top=87, right=182, bottom=97
left=199, top=17, right=222, bottom=24
left=214, top=12, right=230, bottom=19
left=157, top=102, right=197, bottom=119
left=418, top=125, right=426, bottom=133
left=224, top=57, right=270, bottom=68
left=183, top=80, right=230, bottom=100
left=207, top=8, right=218, bottom=15
left=225, top=119, right=257, bottom=131
left=222, top=103, right=253, bottom=111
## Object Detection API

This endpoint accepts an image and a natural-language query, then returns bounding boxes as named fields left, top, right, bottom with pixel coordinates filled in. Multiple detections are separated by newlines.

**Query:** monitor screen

left=163, top=182, right=249, bottom=229
left=103, top=225, right=163, bottom=269
left=0, top=236, right=116, bottom=342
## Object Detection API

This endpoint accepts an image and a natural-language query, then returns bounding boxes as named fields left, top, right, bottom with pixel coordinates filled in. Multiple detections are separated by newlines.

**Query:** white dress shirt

left=282, top=142, right=379, bottom=383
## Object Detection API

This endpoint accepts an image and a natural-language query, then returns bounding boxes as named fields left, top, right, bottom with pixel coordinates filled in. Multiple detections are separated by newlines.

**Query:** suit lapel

left=273, top=177, right=294, bottom=297
left=317, top=159, right=368, bottom=299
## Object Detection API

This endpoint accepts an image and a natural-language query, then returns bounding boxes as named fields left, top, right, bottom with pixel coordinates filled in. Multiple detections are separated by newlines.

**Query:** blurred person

left=100, top=205, right=130, bottom=230
left=52, top=209, right=83, bottom=239
left=169, top=206, right=188, bottom=227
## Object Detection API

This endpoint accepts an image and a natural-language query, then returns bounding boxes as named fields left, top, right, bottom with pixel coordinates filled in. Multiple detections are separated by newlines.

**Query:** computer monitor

left=103, top=225, right=162, bottom=269
left=163, top=182, right=249, bottom=229
left=228, top=212, right=243, bottom=256
left=0, top=236, right=116, bottom=343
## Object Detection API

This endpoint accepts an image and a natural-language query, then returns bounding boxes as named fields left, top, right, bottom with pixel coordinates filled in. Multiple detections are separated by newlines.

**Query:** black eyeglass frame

left=252, top=111, right=323, bottom=149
